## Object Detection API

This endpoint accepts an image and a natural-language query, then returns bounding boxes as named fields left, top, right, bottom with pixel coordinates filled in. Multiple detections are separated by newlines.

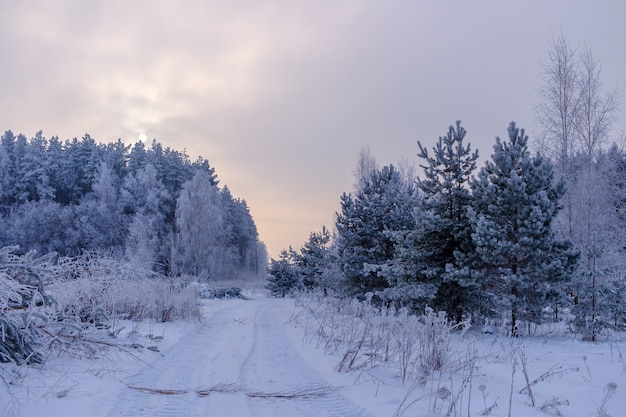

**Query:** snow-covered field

left=2, top=294, right=625, bottom=417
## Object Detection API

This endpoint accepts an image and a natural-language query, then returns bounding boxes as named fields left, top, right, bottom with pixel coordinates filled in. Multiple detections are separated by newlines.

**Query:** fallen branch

left=128, top=385, right=188, bottom=395
left=247, top=386, right=333, bottom=399
left=197, top=383, right=241, bottom=396
left=126, top=383, right=334, bottom=399
left=38, top=325, right=148, bottom=363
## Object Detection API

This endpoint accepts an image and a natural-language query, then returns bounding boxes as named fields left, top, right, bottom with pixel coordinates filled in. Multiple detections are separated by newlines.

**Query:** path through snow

left=8, top=295, right=626, bottom=417
left=106, top=299, right=370, bottom=417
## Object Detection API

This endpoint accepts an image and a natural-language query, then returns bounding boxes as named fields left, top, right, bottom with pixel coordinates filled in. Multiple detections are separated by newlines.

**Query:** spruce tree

left=470, top=122, right=578, bottom=335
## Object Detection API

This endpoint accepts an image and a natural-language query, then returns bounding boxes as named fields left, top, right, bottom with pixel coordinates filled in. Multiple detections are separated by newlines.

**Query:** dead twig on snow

left=128, top=386, right=188, bottom=395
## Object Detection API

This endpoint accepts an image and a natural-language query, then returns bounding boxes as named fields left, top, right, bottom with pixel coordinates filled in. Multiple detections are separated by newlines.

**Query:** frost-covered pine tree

left=397, top=121, right=480, bottom=321
left=297, top=226, right=334, bottom=291
left=266, top=247, right=301, bottom=297
left=220, top=186, right=261, bottom=278
left=336, top=164, right=418, bottom=299
left=470, top=122, right=578, bottom=335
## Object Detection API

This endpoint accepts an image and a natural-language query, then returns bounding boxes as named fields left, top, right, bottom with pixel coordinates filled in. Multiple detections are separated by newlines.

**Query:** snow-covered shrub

left=298, top=293, right=460, bottom=380
left=0, top=297, right=43, bottom=364
left=0, top=246, right=54, bottom=364
left=151, top=279, right=200, bottom=322
left=0, top=246, right=204, bottom=366
left=0, top=246, right=56, bottom=308
left=51, top=253, right=200, bottom=322
left=570, top=267, right=626, bottom=342
left=393, top=307, right=420, bottom=383
left=415, top=307, right=453, bottom=372
left=0, top=246, right=55, bottom=365
left=195, top=283, right=215, bottom=299
left=334, top=298, right=390, bottom=372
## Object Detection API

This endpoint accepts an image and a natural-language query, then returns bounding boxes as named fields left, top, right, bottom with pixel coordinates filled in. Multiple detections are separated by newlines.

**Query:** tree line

left=0, top=132, right=267, bottom=280
left=269, top=34, right=625, bottom=338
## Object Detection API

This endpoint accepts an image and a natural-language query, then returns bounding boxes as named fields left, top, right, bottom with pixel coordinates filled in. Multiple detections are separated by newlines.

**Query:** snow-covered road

left=106, top=299, right=370, bottom=417
left=10, top=295, right=626, bottom=417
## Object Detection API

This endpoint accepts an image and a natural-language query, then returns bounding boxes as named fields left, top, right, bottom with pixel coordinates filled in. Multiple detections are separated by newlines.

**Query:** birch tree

left=535, top=32, right=581, bottom=241
left=172, top=171, right=224, bottom=279
left=536, top=33, right=619, bottom=269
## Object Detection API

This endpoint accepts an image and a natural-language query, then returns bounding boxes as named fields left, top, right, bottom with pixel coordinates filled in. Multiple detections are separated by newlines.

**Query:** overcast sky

left=1, top=1, right=625, bottom=257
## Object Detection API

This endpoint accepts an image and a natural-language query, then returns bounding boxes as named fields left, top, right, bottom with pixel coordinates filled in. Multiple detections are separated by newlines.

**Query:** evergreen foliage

left=0, top=131, right=266, bottom=279
left=296, top=226, right=337, bottom=292
left=274, top=120, right=602, bottom=334
left=266, top=227, right=339, bottom=297
left=391, top=121, right=480, bottom=320
left=593, top=145, right=626, bottom=266
left=220, top=186, right=262, bottom=276
left=335, top=164, right=418, bottom=299
left=469, top=122, right=578, bottom=335
left=266, top=248, right=301, bottom=297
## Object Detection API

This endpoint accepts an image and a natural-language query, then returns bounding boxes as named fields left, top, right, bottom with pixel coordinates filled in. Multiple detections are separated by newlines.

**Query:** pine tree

left=20, top=131, right=55, bottom=202
left=220, top=186, right=260, bottom=277
left=470, top=122, right=578, bottom=335
left=266, top=248, right=301, bottom=297
left=128, top=140, right=148, bottom=174
left=402, top=121, right=480, bottom=320
left=297, top=226, right=334, bottom=291
left=336, top=164, right=418, bottom=299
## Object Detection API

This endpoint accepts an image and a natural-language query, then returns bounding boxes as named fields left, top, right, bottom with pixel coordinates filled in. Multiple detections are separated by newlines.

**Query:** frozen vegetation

left=2, top=279, right=626, bottom=417
left=1, top=32, right=626, bottom=416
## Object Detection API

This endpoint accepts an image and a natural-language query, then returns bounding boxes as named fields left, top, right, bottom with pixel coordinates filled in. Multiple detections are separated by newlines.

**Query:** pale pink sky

left=1, top=1, right=625, bottom=256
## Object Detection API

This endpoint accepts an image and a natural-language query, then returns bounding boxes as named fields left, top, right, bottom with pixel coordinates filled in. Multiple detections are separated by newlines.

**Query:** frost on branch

left=0, top=246, right=203, bottom=366
left=0, top=246, right=55, bottom=364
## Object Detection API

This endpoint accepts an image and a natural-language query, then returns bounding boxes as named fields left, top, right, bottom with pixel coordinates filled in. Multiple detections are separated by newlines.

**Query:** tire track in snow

left=239, top=302, right=371, bottom=417
left=106, top=300, right=257, bottom=417
left=106, top=299, right=371, bottom=417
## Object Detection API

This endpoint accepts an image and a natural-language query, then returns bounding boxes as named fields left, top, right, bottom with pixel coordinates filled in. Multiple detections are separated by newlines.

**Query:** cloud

left=1, top=1, right=625, bottom=256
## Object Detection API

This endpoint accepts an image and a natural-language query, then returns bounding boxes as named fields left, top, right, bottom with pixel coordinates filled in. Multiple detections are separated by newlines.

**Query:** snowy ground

left=2, top=294, right=626, bottom=417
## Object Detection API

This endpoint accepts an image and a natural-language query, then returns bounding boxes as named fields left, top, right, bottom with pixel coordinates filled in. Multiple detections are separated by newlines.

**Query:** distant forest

left=0, top=131, right=267, bottom=279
